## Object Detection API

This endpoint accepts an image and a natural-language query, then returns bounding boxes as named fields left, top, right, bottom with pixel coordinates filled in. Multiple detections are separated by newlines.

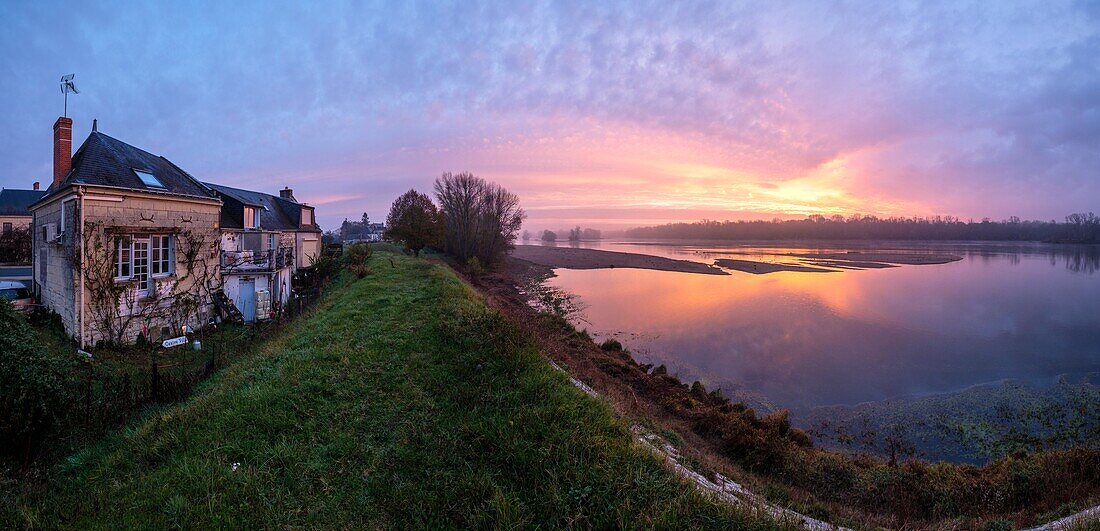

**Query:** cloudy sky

left=1, top=0, right=1097, bottom=230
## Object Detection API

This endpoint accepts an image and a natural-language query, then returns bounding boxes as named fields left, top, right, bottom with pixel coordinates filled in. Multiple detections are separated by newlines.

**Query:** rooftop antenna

left=60, top=74, right=79, bottom=116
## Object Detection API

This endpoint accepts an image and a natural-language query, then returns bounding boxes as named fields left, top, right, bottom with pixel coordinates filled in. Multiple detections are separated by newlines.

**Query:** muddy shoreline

left=511, top=245, right=727, bottom=275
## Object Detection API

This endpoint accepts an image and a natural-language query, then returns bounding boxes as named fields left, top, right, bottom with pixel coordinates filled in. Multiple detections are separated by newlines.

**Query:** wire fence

left=46, top=286, right=327, bottom=461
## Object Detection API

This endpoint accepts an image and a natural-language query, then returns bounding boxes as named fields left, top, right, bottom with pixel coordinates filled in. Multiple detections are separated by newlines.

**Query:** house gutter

left=78, top=186, right=86, bottom=349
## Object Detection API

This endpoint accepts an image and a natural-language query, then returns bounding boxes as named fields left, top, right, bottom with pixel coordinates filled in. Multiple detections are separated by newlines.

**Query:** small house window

left=244, top=207, right=257, bottom=229
left=2, top=222, right=11, bottom=235
left=301, top=209, right=313, bottom=226
left=134, top=170, right=165, bottom=188
left=151, top=235, right=172, bottom=276
left=114, top=236, right=132, bottom=279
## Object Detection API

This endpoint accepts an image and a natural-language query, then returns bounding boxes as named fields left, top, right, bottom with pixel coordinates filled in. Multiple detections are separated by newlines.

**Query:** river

left=534, top=240, right=1100, bottom=462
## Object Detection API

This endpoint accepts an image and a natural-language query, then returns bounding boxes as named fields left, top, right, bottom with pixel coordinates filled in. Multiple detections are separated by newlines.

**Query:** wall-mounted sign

left=77, top=349, right=92, bottom=359
left=162, top=336, right=188, bottom=348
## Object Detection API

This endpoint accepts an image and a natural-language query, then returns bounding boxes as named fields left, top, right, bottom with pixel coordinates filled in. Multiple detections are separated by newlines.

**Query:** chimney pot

left=280, top=187, right=295, bottom=200
left=33, top=181, right=40, bottom=191
left=53, top=117, right=73, bottom=189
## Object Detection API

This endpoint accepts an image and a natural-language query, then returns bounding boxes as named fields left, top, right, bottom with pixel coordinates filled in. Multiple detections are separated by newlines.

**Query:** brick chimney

left=53, top=117, right=73, bottom=188
left=280, top=187, right=296, bottom=201
left=33, top=181, right=40, bottom=191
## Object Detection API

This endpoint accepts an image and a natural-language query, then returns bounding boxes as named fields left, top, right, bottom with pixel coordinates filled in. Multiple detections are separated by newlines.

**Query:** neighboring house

left=204, top=183, right=321, bottom=322
left=30, top=117, right=223, bottom=347
left=340, top=218, right=384, bottom=243
left=365, top=222, right=385, bottom=242
left=0, top=184, right=45, bottom=269
left=0, top=184, right=46, bottom=234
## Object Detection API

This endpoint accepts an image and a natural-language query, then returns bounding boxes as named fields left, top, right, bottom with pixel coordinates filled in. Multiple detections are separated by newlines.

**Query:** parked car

left=0, top=280, right=34, bottom=312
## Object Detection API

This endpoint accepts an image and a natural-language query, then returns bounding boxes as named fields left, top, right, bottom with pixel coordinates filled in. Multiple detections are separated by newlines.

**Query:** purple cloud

left=0, top=0, right=1096, bottom=229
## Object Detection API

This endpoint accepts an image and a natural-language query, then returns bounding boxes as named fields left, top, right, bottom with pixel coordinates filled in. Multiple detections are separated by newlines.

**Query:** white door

left=238, top=278, right=256, bottom=321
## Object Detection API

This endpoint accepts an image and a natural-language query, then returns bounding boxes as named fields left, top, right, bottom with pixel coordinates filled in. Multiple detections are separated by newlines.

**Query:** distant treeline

left=625, top=213, right=1100, bottom=243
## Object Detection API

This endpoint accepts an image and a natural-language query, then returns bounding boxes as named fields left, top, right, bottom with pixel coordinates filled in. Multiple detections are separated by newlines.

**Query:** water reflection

left=541, top=241, right=1100, bottom=412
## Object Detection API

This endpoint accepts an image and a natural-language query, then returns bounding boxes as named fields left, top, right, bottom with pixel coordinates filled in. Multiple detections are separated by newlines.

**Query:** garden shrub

left=0, top=300, right=74, bottom=461
left=345, top=243, right=373, bottom=278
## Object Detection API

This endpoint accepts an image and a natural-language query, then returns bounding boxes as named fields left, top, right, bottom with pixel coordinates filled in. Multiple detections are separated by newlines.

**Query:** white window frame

left=301, top=208, right=313, bottom=226
left=114, top=234, right=173, bottom=286
left=114, top=236, right=132, bottom=280
left=244, top=207, right=257, bottom=229
left=150, top=234, right=173, bottom=277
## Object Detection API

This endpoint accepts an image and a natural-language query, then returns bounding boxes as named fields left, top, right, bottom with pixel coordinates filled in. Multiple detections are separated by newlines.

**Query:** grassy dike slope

left=9, top=251, right=785, bottom=529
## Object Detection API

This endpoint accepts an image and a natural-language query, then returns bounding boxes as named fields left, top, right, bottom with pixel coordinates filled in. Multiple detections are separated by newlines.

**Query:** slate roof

left=37, top=131, right=217, bottom=204
left=0, top=189, right=47, bottom=216
left=204, top=182, right=320, bottom=232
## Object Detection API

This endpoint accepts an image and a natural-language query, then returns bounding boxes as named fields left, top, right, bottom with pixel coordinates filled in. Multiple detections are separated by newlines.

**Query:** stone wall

left=32, top=196, right=77, bottom=337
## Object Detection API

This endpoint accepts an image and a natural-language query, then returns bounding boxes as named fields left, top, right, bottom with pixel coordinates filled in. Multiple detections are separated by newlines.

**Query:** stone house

left=30, top=118, right=223, bottom=347
left=30, top=116, right=325, bottom=345
left=205, top=183, right=321, bottom=322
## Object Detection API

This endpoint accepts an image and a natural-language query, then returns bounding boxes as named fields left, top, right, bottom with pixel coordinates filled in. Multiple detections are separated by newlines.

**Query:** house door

left=132, top=238, right=150, bottom=295
left=238, top=278, right=256, bottom=322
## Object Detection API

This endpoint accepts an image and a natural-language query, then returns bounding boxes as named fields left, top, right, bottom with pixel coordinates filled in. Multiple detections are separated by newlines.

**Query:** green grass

left=6, top=251, right=786, bottom=529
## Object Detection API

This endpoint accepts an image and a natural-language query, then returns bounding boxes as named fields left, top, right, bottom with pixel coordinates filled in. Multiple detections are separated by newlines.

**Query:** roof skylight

left=134, top=170, right=165, bottom=188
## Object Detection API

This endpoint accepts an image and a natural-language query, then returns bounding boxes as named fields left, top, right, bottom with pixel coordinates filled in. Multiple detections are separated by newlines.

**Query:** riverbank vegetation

left=627, top=212, right=1100, bottom=242
left=2, top=250, right=786, bottom=529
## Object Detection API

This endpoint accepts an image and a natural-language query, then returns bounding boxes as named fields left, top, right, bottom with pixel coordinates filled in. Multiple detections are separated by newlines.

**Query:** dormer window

left=244, top=206, right=257, bottom=229
left=134, top=170, right=165, bottom=188
left=301, top=208, right=313, bottom=226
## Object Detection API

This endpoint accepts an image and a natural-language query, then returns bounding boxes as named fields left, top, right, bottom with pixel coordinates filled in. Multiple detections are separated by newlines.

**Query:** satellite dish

left=60, top=73, right=79, bottom=116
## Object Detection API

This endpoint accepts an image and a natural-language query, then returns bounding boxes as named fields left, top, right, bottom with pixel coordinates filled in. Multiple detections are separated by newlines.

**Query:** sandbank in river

left=512, top=244, right=963, bottom=275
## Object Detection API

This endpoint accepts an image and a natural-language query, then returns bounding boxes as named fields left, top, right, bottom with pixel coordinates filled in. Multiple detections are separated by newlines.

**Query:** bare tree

left=475, top=182, right=524, bottom=264
left=434, top=172, right=484, bottom=262
left=434, top=172, right=525, bottom=266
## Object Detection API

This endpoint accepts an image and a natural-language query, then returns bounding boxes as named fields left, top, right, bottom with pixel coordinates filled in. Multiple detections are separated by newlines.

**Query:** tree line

left=625, top=213, right=1100, bottom=243
left=521, top=227, right=602, bottom=243
left=385, top=172, right=525, bottom=267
